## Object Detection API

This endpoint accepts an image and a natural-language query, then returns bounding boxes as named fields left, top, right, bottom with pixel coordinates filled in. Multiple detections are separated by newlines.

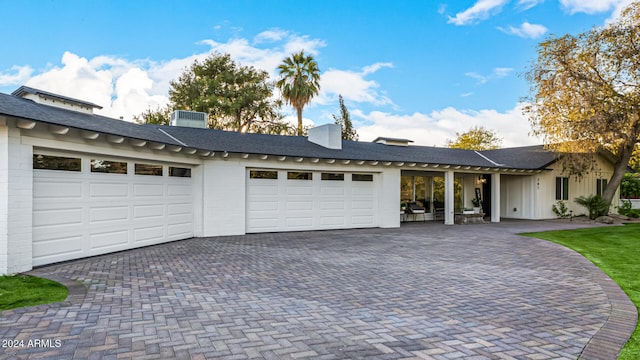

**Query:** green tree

left=133, top=106, right=171, bottom=125
left=523, top=2, right=640, bottom=205
left=137, top=53, right=290, bottom=134
left=276, top=50, right=321, bottom=136
left=446, top=126, right=502, bottom=150
left=332, top=95, right=358, bottom=141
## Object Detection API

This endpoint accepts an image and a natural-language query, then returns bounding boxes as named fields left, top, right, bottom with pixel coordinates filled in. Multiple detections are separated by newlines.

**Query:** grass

left=523, top=224, right=640, bottom=360
left=0, top=274, right=68, bottom=311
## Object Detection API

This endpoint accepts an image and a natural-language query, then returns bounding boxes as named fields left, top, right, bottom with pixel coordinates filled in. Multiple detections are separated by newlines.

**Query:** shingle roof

left=0, top=90, right=556, bottom=170
left=12, top=86, right=103, bottom=109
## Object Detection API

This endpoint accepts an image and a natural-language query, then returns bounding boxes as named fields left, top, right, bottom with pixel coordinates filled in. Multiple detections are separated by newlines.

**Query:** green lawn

left=523, top=224, right=640, bottom=360
left=0, top=275, right=68, bottom=311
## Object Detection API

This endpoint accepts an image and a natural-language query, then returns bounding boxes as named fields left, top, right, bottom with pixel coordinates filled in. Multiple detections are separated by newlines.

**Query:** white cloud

left=448, top=0, right=510, bottom=25
left=317, top=63, right=393, bottom=106
left=498, top=21, right=548, bottom=38
left=0, top=65, right=33, bottom=86
left=354, top=103, right=541, bottom=148
left=253, top=29, right=289, bottom=43
left=466, top=67, right=513, bottom=84
left=517, top=0, right=544, bottom=11
left=559, top=0, right=628, bottom=14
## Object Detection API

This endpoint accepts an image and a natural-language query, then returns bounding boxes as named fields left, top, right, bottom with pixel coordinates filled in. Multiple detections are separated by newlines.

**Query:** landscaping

left=0, top=275, right=67, bottom=311
left=523, top=224, right=640, bottom=360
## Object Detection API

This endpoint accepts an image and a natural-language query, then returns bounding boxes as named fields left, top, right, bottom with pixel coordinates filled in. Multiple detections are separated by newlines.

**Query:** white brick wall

left=0, top=123, right=33, bottom=275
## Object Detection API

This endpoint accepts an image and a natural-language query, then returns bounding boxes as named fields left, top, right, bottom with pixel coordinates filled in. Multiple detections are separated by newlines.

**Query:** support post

left=444, top=170, right=455, bottom=225
left=491, top=173, right=501, bottom=223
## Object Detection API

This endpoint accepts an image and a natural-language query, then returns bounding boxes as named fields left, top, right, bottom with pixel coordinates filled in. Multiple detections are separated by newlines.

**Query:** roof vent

left=12, top=85, right=102, bottom=114
left=170, top=110, right=207, bottom=128
left=373, top=137, right=413, bottom=146
left=308, top=123, right=342, bottom=150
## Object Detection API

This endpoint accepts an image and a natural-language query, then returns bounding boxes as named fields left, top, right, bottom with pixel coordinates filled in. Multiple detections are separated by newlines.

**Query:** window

left=596, top=178, right=608, bottom=196
left=321, top=173, right=344, bottom=181
left=169, top=167, right=191, bottom=178
left=33, top=154, right=81, bottom=172
left=287, top=171, right=312, bottom=180
left=250, top=170, right=278, bottom=179
left=135, top=163, right=163, bottom=176
left=352, top=174, right=373, bottom=182
left=555, top=177, right=569, bottom=200
left=91, top=159, right=127, bottom=174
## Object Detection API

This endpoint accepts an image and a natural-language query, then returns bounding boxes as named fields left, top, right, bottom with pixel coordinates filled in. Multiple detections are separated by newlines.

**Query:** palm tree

left=276, top=50, right=321, bottom=136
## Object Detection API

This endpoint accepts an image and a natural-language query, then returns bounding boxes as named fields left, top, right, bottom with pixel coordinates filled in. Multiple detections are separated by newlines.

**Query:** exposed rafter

left=48, top=124, right=69, bottom=135
left=16, top=119, right=37, bottom=129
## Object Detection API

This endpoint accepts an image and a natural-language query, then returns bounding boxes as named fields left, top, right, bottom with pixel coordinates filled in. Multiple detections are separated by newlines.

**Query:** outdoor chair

left=406, top=201, right=426, bottom=222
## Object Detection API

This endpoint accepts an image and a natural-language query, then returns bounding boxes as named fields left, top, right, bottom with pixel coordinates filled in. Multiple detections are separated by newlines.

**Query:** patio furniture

left=406, top=202, right=426, bottom=222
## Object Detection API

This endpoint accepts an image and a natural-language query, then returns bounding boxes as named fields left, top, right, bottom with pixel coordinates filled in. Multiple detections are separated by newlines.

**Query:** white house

left=0, top=86, right=620, bottom=275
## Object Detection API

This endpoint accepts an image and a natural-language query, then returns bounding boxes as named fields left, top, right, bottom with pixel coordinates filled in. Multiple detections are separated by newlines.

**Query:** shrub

left=618, top=200, right=640, bottom=218
left=574, top=195, right=610, bottom=220
left=552, top=200, right=570, bottom=218
left=621, top=173, right=640, bottom=199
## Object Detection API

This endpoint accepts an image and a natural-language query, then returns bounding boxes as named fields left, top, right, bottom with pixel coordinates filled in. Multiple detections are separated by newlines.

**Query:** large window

left=556, top=177, right=569, bottom=200
left=33, top=154, right=81, bottom=172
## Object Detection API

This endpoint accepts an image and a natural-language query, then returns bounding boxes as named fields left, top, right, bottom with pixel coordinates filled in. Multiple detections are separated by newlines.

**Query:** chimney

left=307, top=123, right=342, bottom=150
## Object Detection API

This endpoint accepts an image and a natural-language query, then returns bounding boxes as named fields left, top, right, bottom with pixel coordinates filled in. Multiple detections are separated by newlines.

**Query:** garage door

left=246, top=169, right=377, bottom=233
left=32, top=152, right=194, bottom=266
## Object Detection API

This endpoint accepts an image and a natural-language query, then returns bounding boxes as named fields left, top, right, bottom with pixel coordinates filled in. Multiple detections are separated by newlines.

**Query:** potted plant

left=471, top=198, right=482, bottom=213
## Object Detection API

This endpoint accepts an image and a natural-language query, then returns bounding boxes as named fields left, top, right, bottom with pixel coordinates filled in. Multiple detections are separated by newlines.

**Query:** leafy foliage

left=621, top=173, right=640, bottom=199
left=332, top=95, right=358, bottom=141
left=523, top=2, right=640, bottom=205
left=133, top=106, right=171, bottom=125
left=551, top=200, right=570, bottom=218
left=574, top=194, right=610, bottom=220
left=136, top=53, right=291, bottom=134
left=446, top=126, right=502, bottom=150
left=617, top=199, right=640, bottom=218
left=276, top=50, right=321, bottom=136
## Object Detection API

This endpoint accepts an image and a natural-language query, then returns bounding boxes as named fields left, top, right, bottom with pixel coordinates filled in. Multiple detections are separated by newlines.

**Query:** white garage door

left=32, top=152, right=194, bottom=266
left=246, top=169, right=378, bottom=233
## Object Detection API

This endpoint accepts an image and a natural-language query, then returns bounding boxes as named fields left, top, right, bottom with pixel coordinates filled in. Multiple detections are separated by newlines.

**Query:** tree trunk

left=602, top=147, right=634, bottom=205
left=296, top=107, right=303, bottom=136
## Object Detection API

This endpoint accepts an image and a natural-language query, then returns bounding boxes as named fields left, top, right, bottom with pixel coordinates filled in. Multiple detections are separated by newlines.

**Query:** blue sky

left=0, top=0, right=631, bottom=146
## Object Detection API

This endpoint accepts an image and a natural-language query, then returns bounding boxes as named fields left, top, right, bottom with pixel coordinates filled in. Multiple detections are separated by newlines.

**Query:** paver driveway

left=1, top=220, right=635, bottom=359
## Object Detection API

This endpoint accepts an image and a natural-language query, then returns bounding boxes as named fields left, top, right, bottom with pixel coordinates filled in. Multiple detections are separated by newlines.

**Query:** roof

left=0, top=89, right=557, bottom=170
left=12, top=86, right=103, bottom=109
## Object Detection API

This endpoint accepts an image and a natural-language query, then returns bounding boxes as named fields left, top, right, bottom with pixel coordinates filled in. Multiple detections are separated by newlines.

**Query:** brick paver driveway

left=1, top=220, right=635, bottom=359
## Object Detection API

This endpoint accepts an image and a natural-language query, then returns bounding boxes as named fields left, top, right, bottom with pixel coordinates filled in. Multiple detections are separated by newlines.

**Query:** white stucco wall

left=0, top=120, right=34, bottom=274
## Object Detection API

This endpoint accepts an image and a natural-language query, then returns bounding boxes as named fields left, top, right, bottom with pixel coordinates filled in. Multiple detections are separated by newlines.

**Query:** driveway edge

left=578, top=264, right=637, bottom=359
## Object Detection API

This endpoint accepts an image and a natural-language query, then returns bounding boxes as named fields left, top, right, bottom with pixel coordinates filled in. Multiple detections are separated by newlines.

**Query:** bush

left=552, top=200, right=570, bottom=218
left=574, top=195, right=610, bottom=220
left=618, top=200, right=640, bottom=218
left=621, top=173, right=640, bottom=199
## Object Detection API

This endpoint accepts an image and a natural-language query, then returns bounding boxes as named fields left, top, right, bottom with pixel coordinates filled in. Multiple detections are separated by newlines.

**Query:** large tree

left=136, top=53, right=291, bottom=134
left=523, top=2, right=640, bottom=205
left=446, top=125, right=502, bottom=150
left=276, top=50, right=321, bottom=136
left=332, top=95, right=358, bottom=141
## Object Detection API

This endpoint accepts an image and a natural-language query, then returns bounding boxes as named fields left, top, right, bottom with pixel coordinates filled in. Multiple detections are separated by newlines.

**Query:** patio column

left=491, top=172, right=501, bottom=222
left=444, top=170, right=455, bottom=225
